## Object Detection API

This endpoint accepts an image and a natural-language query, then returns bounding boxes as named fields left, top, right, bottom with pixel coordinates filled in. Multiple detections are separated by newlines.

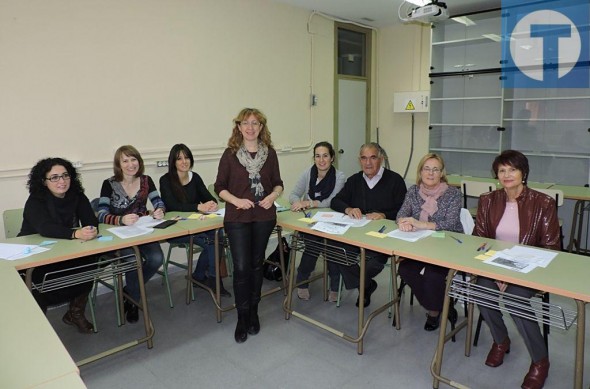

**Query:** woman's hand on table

left=290, top=200, right=309, bottom=212
left=198, top=201, right=218, bottom=213
left=398, top=217, right=417, bottom=232
left=152, top=208, right=164, bottom=220
left=122, top=213, right=139, bottom=225
left=76, top=226, right=98, bottom=241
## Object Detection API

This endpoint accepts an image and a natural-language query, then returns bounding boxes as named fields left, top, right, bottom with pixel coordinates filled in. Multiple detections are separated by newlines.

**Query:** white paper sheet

left=107, top=225, right=154, bottom=239
left=483, top=253, right=537, bottom=274
left=0, top=243, right=50, bottom=260
left=501, top=245, right=557, bottom=268
left=311, top=221, right=350, bottom=235
left=387, top=229, right=434, bottom=242
left=312, top=211, right=371, bottom=227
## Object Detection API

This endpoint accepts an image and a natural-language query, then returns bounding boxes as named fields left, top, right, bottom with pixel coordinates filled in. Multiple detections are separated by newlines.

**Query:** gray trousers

left=476, top=277, right=547, bottom=362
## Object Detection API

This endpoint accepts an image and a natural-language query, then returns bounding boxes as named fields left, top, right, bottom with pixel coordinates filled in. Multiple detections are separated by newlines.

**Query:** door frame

left=334, top=22, right=373, bottom=170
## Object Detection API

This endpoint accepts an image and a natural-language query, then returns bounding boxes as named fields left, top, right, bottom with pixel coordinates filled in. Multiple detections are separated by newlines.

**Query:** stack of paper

left=482, top=245, right=558, bottom=273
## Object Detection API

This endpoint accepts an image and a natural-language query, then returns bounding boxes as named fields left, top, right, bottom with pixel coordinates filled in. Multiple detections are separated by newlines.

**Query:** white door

left=337, top=79, right=367, bottom=177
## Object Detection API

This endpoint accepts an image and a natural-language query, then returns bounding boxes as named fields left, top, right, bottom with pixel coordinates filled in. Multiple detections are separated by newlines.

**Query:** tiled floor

left=46, top=262, right=589, bottom=389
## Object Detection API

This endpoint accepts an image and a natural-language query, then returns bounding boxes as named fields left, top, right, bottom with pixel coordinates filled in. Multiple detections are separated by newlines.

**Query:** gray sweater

left=289, top=167, right=346, bottom=208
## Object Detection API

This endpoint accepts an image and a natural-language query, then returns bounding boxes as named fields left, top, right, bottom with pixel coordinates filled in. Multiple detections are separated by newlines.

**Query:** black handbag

left=263, top=237, right=290, bottom=281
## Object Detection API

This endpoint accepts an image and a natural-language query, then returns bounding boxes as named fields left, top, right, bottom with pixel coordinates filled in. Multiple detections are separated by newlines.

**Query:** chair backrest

left=535, top=188, right=564, bottom=207
left=460, top=208, right=475, bottom=235
left=460, top=180, right=494, bottom=208
left=3, top=208, right=24, bottom=239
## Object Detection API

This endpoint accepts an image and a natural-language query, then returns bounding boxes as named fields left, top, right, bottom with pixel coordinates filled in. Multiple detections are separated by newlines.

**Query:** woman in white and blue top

left=289, top=141, right=346, bottom=302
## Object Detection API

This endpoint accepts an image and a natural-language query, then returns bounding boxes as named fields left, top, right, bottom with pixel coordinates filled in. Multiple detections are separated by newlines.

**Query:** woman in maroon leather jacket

left=475, top=150, right=560, bottom=389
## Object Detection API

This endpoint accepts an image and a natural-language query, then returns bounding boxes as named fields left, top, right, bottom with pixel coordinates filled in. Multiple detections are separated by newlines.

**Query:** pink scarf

left=418, top=182, right=448, bottom=222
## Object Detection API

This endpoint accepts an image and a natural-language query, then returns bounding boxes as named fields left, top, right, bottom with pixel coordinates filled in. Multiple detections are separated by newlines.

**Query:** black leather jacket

left=474, top=186, right=560, bottom=251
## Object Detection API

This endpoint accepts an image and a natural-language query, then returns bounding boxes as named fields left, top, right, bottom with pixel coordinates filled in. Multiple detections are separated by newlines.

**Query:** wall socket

left=156, top=161, right=168, bottom=167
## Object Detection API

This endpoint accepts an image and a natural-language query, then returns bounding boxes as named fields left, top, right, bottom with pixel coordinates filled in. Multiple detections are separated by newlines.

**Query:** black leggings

left=224, top=220, right=276, bottom=314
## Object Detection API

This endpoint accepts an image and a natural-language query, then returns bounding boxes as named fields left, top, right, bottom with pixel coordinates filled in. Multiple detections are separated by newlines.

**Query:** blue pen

left=378, top=225, right=386, bottom=233
left=450, top=235, right=463, bottom=244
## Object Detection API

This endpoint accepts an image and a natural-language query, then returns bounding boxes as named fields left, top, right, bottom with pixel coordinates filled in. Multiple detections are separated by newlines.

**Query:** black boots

left=234, top=311, right=249, bottom=343
left=235, top=304, right=261, bottom=343
left=248, top=304, right=260, bottom=335
left=62, top=293, right=94, bottom=334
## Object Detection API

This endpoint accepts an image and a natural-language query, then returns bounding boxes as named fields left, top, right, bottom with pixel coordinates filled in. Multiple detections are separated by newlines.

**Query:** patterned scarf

left=236, top=142, right=269, bottom=201
left=418, top=182, right=448, bottom=222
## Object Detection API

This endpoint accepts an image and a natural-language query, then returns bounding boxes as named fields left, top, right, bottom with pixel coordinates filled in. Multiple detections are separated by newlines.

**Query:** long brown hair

left=227, top=108, right=272, bottom=153
left=167, top=143, right=194, bottom=203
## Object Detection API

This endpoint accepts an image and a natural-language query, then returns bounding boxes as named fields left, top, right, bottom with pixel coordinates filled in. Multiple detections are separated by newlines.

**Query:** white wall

left=373, top=23, right=431, bottom=182
left=0, top=0, right=336, bottom=236
left=0, top=0, right=430, bottom=237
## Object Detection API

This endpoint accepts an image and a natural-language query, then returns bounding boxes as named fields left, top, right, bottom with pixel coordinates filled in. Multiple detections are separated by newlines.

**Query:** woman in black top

left=20, top=157, right=98, bottom=333
left=159, top=144, right=230, bottom=296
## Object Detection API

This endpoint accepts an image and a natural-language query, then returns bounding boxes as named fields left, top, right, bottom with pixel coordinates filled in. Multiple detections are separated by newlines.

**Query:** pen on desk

left=378, top=225, right=386, bottom=233
left=477, top=242, right=487, bottom=251
left=450, top=235, right=462, bottom=244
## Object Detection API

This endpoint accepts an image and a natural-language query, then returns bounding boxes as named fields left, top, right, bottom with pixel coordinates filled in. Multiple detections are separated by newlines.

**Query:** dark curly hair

left=26, top=157, right=84, bottom=195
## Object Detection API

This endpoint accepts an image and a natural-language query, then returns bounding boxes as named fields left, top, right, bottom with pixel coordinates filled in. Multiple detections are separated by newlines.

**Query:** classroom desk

left=447, top=175, right=590, bottom=255
left=390, top=232, right=590, bottom=389
left=277, top=210, right=400, bottom=355
left=0, top=264, right=82, bottom=389
left=166, top=212, right=227, bottom=322
left=1, top=222, right=189, bottom=367
left=170, top=211, right=291, bottom=323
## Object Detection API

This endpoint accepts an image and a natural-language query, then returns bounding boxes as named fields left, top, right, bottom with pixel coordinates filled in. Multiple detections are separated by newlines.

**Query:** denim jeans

left=168, top=229, right=223, bottom=280
left=120, top=242, right=164, bottom=301
left=224, top=220, right=275, bottom=314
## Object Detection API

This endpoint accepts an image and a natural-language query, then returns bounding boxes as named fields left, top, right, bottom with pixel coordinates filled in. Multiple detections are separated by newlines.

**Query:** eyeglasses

left=498, top=167, right=518, bottom=176
left=422, top=167, right=442, bottom=174
left=45, top=173, right=71, bottom=182
left=240, top=121, right=261, bottom=127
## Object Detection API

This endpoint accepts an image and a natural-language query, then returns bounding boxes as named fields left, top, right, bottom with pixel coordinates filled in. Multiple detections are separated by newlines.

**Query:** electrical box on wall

left=393, top=91, right=429, bottom=113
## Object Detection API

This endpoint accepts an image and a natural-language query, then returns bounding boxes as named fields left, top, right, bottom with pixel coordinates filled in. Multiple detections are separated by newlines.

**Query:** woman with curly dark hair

left=20, top=157, right=99, bottom=333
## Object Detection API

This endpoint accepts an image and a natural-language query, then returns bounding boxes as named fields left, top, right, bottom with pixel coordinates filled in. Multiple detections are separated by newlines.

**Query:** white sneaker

left=297, top=288, right=310, bottom=300
left=328, top=291, right=338, bottom=303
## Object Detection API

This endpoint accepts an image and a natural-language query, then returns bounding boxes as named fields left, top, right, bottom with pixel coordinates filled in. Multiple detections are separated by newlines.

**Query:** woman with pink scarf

left=397, top=153, right=463, bottom=331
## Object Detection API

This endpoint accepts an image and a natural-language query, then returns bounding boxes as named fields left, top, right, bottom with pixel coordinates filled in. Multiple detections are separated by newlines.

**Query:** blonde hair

left=415, top=153, right=447, bottom=185
left=227, top=108, right=272, bottom=153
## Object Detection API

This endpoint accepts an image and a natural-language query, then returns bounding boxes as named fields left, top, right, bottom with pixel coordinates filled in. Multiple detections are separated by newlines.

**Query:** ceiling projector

left=400, top=2, right=449, bottom=23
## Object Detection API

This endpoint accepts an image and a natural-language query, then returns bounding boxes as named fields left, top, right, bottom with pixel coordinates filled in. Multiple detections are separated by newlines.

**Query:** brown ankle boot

left=63, top=294, right=94, bottom=334
left=485, top=337, right=511, bottom=367
left=521, top=357, right=550, bottom=389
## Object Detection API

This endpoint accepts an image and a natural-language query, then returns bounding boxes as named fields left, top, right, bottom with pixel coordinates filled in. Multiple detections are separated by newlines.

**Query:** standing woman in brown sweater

left=215, top=108, right=283, bottom=343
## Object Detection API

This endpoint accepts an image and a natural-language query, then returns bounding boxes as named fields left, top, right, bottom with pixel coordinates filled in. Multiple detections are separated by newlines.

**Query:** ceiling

left=272, top=0, right=501, bottom=28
